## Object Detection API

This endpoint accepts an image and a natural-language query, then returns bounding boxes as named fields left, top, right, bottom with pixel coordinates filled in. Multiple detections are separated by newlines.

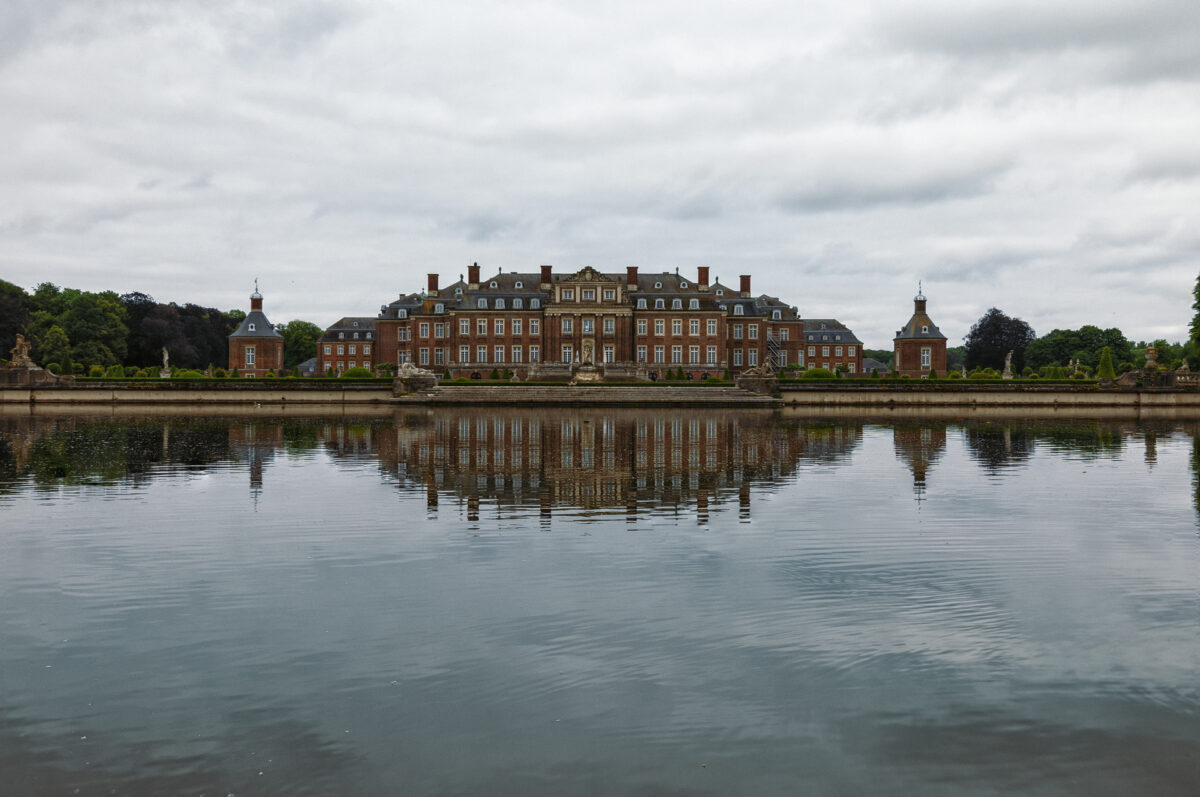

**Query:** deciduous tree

left=963, top=309, right=1036, bottom=372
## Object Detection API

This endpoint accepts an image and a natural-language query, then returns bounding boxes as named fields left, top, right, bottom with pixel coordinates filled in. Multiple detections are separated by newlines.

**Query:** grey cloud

left=776, top=160, right=1009, bottom=213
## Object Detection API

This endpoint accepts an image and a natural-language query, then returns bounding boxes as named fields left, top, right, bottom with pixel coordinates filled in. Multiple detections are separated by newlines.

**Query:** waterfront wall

left=778, top=383, right=1200, bottom=408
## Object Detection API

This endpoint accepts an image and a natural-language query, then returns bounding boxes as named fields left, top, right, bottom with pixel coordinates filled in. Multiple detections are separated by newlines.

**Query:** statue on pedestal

left=159, top=347, right=171, bottom=379
left=8, top=334, right=34, bottom=368
left=1002, top=350, right=1014, bottom=380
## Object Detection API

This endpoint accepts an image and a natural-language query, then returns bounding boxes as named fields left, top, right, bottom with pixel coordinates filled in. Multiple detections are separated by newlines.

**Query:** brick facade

left=227, top=289, right=284, bottom=377
left=317, top=317, right=377, bottom=375
left=893, top=290, right=947, bottom=378
left=374, top=265, right=863, bottom=379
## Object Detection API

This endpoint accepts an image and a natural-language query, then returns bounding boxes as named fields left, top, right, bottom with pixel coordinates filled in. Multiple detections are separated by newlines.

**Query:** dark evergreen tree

left=963, top=308, right=1036, bottom=372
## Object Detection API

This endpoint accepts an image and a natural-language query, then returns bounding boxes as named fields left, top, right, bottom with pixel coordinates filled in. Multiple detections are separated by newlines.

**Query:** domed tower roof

left=894, top=282, right=946, bottom=341
left=230, top=280, right=281, bottom=338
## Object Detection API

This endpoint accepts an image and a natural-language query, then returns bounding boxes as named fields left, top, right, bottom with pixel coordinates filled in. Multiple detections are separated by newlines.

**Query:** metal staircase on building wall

left=766, top=331, right=783, bottom=369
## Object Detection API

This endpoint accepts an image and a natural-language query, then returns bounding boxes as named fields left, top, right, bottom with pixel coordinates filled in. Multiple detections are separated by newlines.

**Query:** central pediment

left=560, top=266, right=618, bottom=284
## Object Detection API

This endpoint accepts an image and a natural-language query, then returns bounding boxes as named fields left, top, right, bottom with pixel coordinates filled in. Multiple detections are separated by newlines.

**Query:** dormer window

left=515, top=281, right=523, bottom=289
left=733, top=305, right=744, bottom=315
left=822, top=335, right=829, bottom=341
left=531, top=299, right=540, bottom=309
left=435, top=303, right=445, bottom=313
left=772, top=310, right=781, bottom=320
left=715, top=289, right=724, bottom=296
left=637, top=298, right=647, bottom=309
left=921, top=325, right=929, bottom=333
left=455, top=287, right=463, bottom=296
left=672, top=299, right=682, bottom=310
left=354, top=332, right=359, bottom=339
left=495, top=298, right=505, bottom=309
left=248, top=323, right=256, bottom=332
left=477, top=298, right=487, bottom=309
left=338, top=332, right=345, bottom=339
left=489, top=280, right=498, bottom=289
left=718, top=304, right=726, bottom=311
left=680, top=281, right=688, bottom=289
left=353, top=321, right=359, bottom=327
left=654, top=282, right=662, bottom=289
left=513, top=297, right=523, bottom=309
left=366, top=332, right=372, bottom=339
left=398, top=310, right=408, bottom=319
left=689, top=299, right=699, bottom=310
left=654, top=299, right=665, bottom=309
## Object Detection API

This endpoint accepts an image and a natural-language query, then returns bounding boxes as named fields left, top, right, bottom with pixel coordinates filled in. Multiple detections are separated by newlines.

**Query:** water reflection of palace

left=370, top=409, right=862, bottom=517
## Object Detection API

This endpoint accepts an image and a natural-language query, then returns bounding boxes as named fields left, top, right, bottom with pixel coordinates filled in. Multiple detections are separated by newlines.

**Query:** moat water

left=1, top=407, right=1198, bottom=796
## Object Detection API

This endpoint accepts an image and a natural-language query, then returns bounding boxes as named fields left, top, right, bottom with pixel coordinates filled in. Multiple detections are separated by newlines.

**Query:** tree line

left=0, top=280, right=323, bottom=373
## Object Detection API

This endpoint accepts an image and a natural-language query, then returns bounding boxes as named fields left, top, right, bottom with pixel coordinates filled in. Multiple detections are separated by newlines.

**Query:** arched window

left=248, top=323, right=256, bottom=332
left=515, top=281, right=523, bottom=288
left=435, top=303, right=445, bottom=313
left=637, top=298, right=647, bottom=309
left=477, top=298, right=487, bottom=309
left=513, top=297, right=523, bottom=309
left=689, top=299, right=699, bottom=310
left=489, top=281, right=498, bottom=289
left=398, top=310, right=408, bottom=319
left=733, top=305, right=744, bottom=316
left=530, top=299, right=540, bottom=309
left=654, top=282, right=662, bottom=289
left=654, top=299, right=665, bottom=309
left=715, top=289, right=724, bottom=296
left=672, top=299, right=682, bottom=309
left=495, top=298, right=505, bottom=309
left=772, top=310, right=781, bottom=320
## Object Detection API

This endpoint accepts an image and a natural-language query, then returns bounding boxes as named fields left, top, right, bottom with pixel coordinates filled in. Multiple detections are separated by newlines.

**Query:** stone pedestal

left=571, top=364, right=603, bottom=384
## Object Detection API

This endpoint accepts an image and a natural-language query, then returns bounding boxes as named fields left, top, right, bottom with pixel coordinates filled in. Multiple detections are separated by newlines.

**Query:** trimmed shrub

left=869, top=369, right=880, bottom=379
left=213, top=368, right=228, bottom=378
left=105, top=364, right=125, bottom=378
left=947, top=371, right=962, bottom=379
left=264, top=370, right=276, bottom=378
left=230, top=367, right=240, bottom=378
left=1096, top=346, right=1116, bottom=379
left=71, top=362, right=85, bottom=375
left=124, top=366, right=138, bottom=377
left=340, top=367, right=374, bottom=378
left=45, top=362, right=61, bottom=375
left=89, top=365, right=106, bottom=377
left=801, top=368, right=836, bottom=379
left=177, top=369, right=204, bottom=378
left=926, top=368, right=939, bottom=379
left=135, top=369, right=150, bottom=378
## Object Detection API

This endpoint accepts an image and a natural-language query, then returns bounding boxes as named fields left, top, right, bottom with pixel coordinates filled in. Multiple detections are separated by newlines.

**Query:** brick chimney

left=626, top=266, right=638, bottom=288
left=697, top=266, right=709, bottom=290
left=427, top=273, right=439, bottom=296
left=468, top=262, right=480, bottom=289
left=540, top=265, right=553, bottom=289
left=740, top=275, right=751, bottom=298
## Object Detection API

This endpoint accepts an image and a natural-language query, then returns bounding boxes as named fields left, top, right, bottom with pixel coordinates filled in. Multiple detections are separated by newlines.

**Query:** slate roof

left=229, top=310, right=282, bottom=338
left=894, top=311, right=947, bottom=341
left=802, top=319, right=862, bottom=345
left=320, top=317, right=376, bottom=342
left=862, top=357, right=890, bottom=374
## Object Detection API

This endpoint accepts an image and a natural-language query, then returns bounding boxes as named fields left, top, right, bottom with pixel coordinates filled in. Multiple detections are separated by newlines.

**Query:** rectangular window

left=530, top=319, right=540, bottom=335
left=363, top=344, right=371, bottom=354
left=654, top=345, right=665, bottom=363
left=603, top=345, right=614, bottom=363
left=324, top=344, right=331, bottom=355
left=512, top=346, right=522, bottom=363
left=707, top=319, right=717, bottom=336
left=733, top=325, right=743, bottom=340
left=655, top=320, right=665, bottom=335
left=434, top=349, right=445, bottom=365
left=419, top=348, right=429, bottom=365
left=477, top=345, right=488, bottom=363
left=337, top=344, right=345, bottom=355
left=689, top=345, right=699, bottom=363
left=348, top=361, right=355, bottom=369
left=495, top=346, right=505, bottom=363
left=529, top=345, right=540, bottom=362
left=603, top=318, right=614, bottom=334
left=689, top=319, right=699, bottom=335
left=637, top=319, right=647, bottom=335
left=748, top=350, right=758, bottom=366
left=706, top=345, right=717, bottom=364
left=849, top=346, right=856, bottom=357
left=779, top=329, right=788, bottom=341
left=671, top=345, right=682, bottom=364
left=848, top=363, right=856, bottom=373
left=562, top=318, right=573, bottom=334
left=921, top=347, right=931, bottom=367
left=672, top=319, right=682, bottom=335
left=512, top=319, right=522, bottom=335
left=749, top=324, right=758, bottom=339
left=459, top=319, right=470, bottom=335
left=419, top=323, right=429, bottom=338
left=582, top=319, right=594, bottom=334
left=637, top=345, right=647, bottom=362
left=245, top=346, right=256, bottom=366
left=603, top=289, right=615, bottom=301
left=778, top=351, right=787, bottom=367
left=477, top=319, right=487, bottom=335
left=495, top=319, right=505, bottom=335
left=733, top=349, right=743, bottom=366
left=433, top=323, right=443, bottom=338
left=835, top=346, right=843, bottom=357
left=582, top=289, right=595, bottom=301
left=562, top=289, right=574, bottom=301
left=797, top=352, right=804, bottom=367
left=349, top=344, right=356, bottom=354
left=459, top=345, right=470, bottom=362
left=561, top=345, right=573, bottom=363
left=808, top=346, right=815, bottom=356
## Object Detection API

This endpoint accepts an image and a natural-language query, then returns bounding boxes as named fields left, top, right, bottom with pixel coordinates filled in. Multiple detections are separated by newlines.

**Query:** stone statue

left=1145, top=345, right=1159, bottom=370
left=1179, top=358, right=1190, bottom=373
left=159, top=346, right=171, bottom=379
left=1002, top=350, right=1014, bottom=379
left=581, top=339, right=595, bottom=365
left=8, top=334, right=34, bottom=368
left=961, top=364, right=967, bottom=378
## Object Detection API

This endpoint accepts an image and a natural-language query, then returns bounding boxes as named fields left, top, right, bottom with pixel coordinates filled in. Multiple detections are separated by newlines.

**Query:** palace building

left=371, top=264, right=863, bottom=378
left=317, top=317, right=376, bottom=376
left=227, top=284, right=283, bottom=377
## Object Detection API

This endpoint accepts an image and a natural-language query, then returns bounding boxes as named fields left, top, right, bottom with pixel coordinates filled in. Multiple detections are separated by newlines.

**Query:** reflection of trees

left=964, top=423, right=1035, bottom=472
left=0, top=417, right=232, bottom=489
left=1035, top=422, right=1127, bottom=460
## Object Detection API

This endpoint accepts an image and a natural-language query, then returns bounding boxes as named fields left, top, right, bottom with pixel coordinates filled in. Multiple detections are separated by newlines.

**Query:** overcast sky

left=2, top=0, right=1198, bottom=347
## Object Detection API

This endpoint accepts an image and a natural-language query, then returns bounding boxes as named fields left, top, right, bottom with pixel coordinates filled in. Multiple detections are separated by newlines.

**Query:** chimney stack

left=740, top=275, right=751, bottom=297
left=626, top=266, right=639, bottom=288
left=468, top=262, right=480, bottom=289
left=540, top=265, right=553, bottom=289
left=427, top=273, right=439, bottom=296
left=697, top=266, right=709, bottom=290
